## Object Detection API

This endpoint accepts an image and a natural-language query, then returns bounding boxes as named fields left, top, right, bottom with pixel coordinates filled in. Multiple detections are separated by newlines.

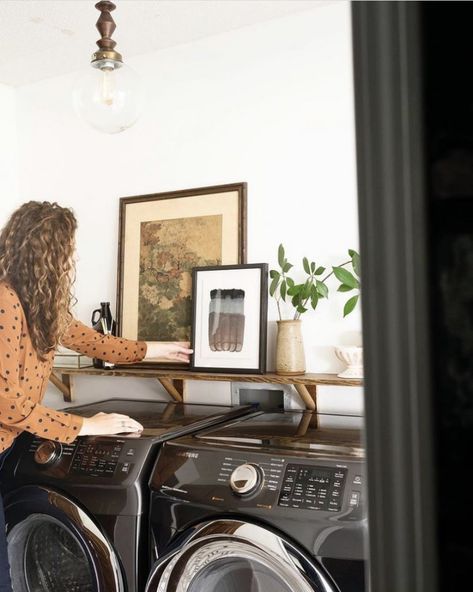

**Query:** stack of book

left=53, top=347, right=93, bottom=369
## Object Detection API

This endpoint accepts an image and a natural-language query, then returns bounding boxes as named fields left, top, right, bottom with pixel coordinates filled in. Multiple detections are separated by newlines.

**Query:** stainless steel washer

left=1, top=398, right=255, bottom=592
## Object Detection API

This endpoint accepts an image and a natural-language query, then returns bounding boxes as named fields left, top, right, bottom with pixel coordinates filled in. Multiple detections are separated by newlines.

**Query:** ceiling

left=0, top=0, right=323, bottom=87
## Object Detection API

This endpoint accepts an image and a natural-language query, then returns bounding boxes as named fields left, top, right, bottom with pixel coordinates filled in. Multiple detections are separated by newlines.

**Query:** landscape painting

left=117, top=183, right=247, bottom=366
left=137, top=215, right=222, bottom=341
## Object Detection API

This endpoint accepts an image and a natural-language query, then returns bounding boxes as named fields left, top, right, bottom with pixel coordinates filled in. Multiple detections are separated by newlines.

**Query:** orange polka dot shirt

left=0, top=283, right=147, bottom=452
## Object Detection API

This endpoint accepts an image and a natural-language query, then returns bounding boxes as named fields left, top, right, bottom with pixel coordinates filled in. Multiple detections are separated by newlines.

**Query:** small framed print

left=190, top=264, right=268, bottom=374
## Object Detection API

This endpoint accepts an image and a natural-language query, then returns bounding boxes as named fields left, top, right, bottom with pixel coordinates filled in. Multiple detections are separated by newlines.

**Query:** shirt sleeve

left=61, top=319, right=147, bottom=364
left=0, top=291, right=83, bottom=444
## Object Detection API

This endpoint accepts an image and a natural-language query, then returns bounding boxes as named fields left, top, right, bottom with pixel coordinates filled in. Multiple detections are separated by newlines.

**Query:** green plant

left=332, top=249, right=361, bottom=317
left=269, top=244, right=360, bottom=320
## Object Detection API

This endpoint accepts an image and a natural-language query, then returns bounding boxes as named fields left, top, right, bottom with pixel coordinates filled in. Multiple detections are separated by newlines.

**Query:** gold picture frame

left=116, top=183, right=247, bottom=366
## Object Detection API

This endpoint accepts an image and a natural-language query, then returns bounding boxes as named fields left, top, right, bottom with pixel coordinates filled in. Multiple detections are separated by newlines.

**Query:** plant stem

left=276, top=297, right=282, bottom=321
left=321, top=260, right=351, bottom=283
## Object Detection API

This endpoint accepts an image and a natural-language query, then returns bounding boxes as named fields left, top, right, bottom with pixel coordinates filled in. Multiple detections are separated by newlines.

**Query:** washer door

left=146, top=520, right=338, bottom=592
left=4, top=485, right=124, bottom=592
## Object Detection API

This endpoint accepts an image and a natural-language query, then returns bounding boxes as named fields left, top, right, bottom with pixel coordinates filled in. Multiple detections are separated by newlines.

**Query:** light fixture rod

left=92, top=1, right=122, bottom=64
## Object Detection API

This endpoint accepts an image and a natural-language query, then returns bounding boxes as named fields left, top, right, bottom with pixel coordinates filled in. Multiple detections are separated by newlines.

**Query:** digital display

left=70, top=441, right=124, bottom=477
left=278, top=463, right=347, bottom=511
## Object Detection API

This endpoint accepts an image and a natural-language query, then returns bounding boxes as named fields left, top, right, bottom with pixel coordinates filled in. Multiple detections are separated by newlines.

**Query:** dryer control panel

left=278, top=464, right=346, bottom=511
left=151, top=443, right=365, bottom=520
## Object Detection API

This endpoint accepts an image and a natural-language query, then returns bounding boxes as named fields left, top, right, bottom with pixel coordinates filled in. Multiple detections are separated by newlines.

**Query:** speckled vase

left=276, top=320, right=306, bottom=375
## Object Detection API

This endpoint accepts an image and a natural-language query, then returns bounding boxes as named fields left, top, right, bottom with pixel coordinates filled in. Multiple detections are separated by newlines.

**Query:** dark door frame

left=352, top=3, right=438, bottom=591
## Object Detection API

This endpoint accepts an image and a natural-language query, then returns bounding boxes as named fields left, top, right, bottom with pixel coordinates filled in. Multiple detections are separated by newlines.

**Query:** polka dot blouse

left=0, top=283, right=147, bottom=453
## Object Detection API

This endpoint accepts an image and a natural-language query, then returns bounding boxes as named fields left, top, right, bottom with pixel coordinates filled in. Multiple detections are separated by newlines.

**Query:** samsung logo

left=177, top=451, right=199, bottom=459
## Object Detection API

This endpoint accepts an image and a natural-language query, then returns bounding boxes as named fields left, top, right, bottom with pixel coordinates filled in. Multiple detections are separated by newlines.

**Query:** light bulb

left=100, top=67, right=115, bottom=106
left=73, top=59, right=143, bottom=134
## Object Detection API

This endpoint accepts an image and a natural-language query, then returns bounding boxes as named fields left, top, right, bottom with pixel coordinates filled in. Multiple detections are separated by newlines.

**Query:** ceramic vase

left=276, top=320, right=306, bottom=375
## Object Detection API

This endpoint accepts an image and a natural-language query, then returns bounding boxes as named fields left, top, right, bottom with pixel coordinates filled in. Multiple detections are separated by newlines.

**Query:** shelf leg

left=158, top=378, right=184, bottom=402
left=49, top=373, right=74, bottom=403
left=296, top=411, right=313, bottom=435
left=294, top=384, right=316, bottom=411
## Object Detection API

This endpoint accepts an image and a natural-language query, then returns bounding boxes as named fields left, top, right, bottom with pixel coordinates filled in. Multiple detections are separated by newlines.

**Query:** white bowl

left=334, top=346, right=363, bottom=379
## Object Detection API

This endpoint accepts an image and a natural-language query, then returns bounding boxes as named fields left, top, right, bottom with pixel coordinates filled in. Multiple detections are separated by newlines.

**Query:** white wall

left=0, top=83, right=18, bottom=206
left=4, top=2, right=363, bottom=413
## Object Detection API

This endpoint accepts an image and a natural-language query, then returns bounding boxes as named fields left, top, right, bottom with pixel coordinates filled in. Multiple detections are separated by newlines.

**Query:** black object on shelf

left=91, top=302, right=116, bottom=369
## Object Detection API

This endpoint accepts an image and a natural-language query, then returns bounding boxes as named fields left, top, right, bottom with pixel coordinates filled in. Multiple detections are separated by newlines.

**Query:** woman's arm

left=61, top=320, right=147, bottom=364
left=0, top=291, right=83, bottom=443
left=62, top=320, right=192, bottom=364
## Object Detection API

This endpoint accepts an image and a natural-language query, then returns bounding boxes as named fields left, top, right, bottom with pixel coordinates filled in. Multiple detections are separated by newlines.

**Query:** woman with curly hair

left=0, top=201, right=192, bottom=591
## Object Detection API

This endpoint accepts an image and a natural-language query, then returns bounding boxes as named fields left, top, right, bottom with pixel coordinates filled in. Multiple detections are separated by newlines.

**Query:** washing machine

left=0, top=398, right=256, bottom=592
left=145, top=410, right=367, bottom=592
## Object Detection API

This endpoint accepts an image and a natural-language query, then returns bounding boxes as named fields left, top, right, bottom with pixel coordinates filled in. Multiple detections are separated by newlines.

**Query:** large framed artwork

left=117, top=183, right=247, bottom=366
left=190, top=264, right=268, bottom=374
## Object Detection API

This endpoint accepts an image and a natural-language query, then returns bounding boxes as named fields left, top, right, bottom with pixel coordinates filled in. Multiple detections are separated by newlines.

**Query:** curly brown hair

left=0, top=201, right=77, bottom=360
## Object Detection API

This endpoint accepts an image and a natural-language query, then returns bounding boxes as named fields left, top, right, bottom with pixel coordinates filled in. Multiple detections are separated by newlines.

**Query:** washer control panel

left=26, top=437, right=140, bottom=480
left=278, top=464, right=347, bottom=511
left=70, top=440, right=125, bottom=477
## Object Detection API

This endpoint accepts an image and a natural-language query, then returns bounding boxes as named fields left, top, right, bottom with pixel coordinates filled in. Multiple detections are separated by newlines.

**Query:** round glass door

left=147, top=521, right=336, bottom=592
left=8, top=514, right=95, bottom=592
left=183, top=554, right=306, bottom=592
left=5, top=486, right=124, bottom=592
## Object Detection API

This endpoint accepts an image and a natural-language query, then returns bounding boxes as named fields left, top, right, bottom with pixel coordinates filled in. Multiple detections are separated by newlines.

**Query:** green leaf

left=282, top=262, right=293, bottom=273
left=303, top=257, right=310, bottom=274
left=269, top=276, right=279, bottom=297
left=296, top=305, right=308, bottom=315
left=348, top=249, right=358, bottom=258
left=280, top=280, right=287, bottom=302
left=316, top=280, right=329, bottom=298
left=311, top=293, right=319, bottom=309
left=278, top=244, right=285, bottom=267
left=287, top=284, right=301, bottom=296
left=286, top=277, right=295, bottom=288
left=310, top=261, right=316, bottom=273
left=332, top=266, right=359, bottom=289
left=301, top=283, right=311, bottom=299
left=315, top=266, right=325, bottom=275
left=291, top=294, right=301, bottom=308
left=269, top=269, right=280, bottom=280
left=338, top=284, right=353, bottom=293
left=343, top=295, right=359, bottom=317
left=352, top=251, right=361, bottom=278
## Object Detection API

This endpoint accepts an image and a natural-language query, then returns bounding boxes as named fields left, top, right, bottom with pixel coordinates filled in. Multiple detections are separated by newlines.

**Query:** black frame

left=190, top=263, right=268, bottom=374
left=352, top=2, right=438, bottom=592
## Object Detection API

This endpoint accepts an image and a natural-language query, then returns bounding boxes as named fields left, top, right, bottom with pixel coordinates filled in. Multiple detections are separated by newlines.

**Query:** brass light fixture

left=73, top=1, right=144, bottom=134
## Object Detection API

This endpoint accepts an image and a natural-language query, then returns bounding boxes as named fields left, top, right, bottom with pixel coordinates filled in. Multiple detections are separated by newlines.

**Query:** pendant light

left=73, top=1, right=143, bottom=134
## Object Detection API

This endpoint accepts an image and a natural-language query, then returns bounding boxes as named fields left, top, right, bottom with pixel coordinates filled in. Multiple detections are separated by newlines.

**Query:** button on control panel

left=278, top=464, right=347, bottom=511
left=70, top=441, right=125, bottom=477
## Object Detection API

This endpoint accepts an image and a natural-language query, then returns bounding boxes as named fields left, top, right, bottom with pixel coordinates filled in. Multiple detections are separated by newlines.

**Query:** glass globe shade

left=73, top=59, right=144, bottom=134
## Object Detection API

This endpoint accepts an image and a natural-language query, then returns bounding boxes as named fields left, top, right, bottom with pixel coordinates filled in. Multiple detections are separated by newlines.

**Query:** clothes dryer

left=146, top=410, right=367, bottom=592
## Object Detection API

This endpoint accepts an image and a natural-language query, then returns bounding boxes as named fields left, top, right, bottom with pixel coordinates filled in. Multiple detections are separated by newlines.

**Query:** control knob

left=34, top=441, right=62, bottom=466
left=229, top=463, right=263, bottom=496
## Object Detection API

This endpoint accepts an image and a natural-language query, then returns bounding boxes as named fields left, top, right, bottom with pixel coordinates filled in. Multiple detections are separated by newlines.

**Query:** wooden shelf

left=49, top=367, right=363, bottom=410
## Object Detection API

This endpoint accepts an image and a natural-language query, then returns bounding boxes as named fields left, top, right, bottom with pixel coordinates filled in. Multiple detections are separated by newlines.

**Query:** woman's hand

left=78, top=412, right=144, bottom=436
left=144, top=342, right=193, bottom=363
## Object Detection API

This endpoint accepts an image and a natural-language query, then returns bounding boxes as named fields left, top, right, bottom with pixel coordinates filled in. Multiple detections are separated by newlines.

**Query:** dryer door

left=4, top=485, right=124, bottom=592
left=146, top=520, right=338, bottom=592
